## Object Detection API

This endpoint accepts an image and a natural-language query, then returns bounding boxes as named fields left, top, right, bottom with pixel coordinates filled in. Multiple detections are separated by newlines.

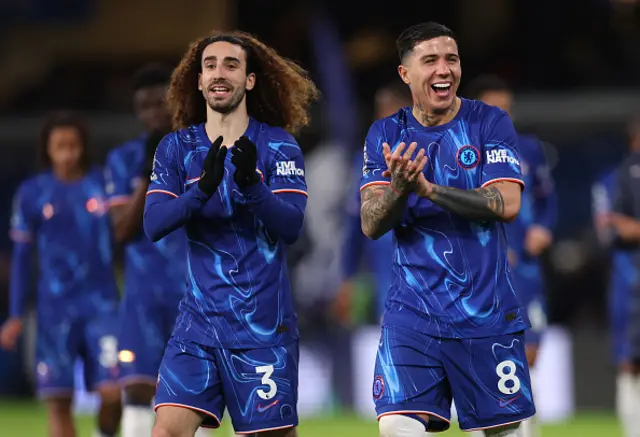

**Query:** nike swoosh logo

left=256, top=399, right=279, bottom=412
left=499, top=393, right=522, bottom=408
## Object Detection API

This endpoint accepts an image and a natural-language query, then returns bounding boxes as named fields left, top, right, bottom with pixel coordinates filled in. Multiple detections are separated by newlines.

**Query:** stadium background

left=0, top=0, right=639, bottom=435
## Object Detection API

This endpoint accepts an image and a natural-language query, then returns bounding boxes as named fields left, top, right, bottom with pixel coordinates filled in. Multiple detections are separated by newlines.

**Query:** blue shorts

left=512, top=261, right=547, bottom=347
left=155, top=336, right=299, bottom=434
left=36, top=308, right=119, bottom=398
left=117, top=294, right=179, bottom=385
left=373, top=324, right=535, bottom=432
left=608, top=253, right=638, bottom=364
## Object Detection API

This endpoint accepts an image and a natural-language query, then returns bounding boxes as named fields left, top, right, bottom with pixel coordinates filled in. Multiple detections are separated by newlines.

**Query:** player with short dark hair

left=465, top=74, right=557, bottom=437
left=0, top=111, right=122, bottom=437
left=104, top=63, right=205, bottom=437
left=335, top=80, right=412, bottom=325
left=599, top=113, right=640, bottom=437
left=360, top=22, right=535, bottom=437
left=143, top=30, right=319, bottom=437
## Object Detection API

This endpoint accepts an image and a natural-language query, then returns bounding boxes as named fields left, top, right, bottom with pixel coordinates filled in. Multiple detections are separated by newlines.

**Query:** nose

left=435, top=59, right=450, bottom=76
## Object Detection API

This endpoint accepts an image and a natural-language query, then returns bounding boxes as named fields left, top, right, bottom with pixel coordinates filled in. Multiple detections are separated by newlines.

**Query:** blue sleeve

left=8, top=183, right=37, bottom=317
left=143, top=134, right=208, bottom=242
left=9, top=242, right=33, bottom=318
left=529, top=139, right=557, bottom=230
left=242, top=138, right=308, bottom=245
left=480, top=113, right=525, bottom=188
left=105, top=147, right=134, bottom=207
left=360, top=121, right=390, bottom=191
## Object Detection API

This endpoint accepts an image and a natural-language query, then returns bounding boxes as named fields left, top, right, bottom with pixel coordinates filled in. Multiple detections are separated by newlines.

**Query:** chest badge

left=456, top=145, right=480, bottom=169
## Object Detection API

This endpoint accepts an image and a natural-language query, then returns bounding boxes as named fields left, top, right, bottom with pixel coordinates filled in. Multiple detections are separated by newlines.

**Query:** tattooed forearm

left=361, top=185, right=409, bottom=239
left=425, top=183, right=509, bottom=222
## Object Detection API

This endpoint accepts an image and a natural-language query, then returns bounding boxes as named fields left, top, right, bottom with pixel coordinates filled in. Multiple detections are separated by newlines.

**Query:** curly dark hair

left=38, top=110, right=91, bottom=171
left=168, top=30, right=320, bottom=134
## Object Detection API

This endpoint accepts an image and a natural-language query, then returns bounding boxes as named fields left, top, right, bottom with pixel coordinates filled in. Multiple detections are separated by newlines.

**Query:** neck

left=205, top=104, right=250, bottom=147
left=53, top=166, right=84, bottom=182
left=412, top=97, right=461, bottom=127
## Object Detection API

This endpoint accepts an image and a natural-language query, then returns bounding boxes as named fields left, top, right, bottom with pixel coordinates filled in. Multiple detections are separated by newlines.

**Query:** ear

left=245, top=72, right=256, bottom=91
left=198, top=72, right=203, bottom=91
left=398, top=64, right=410, bottom=85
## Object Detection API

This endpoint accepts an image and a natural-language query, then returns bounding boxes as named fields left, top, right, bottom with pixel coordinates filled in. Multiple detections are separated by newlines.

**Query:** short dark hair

left=396, top=22, right=456, bottom=62
left=38, top=111, right=91, bottom=171
left=464, top=74, right=511, bottom=100
left=132, top=63, right=173, bottom=92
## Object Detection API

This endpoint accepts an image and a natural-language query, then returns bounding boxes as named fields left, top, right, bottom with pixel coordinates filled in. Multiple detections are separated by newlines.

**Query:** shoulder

left=463, top=98, right=511, bottom=129
left=257, top=123, right=301, bottom=159
left=16, top=174, right=44, bottom=197
left=370, top=108, right=410, bottom=139
left=259, top=123, right=297, bottom=146
left=158, top=125, right=201, bottom=158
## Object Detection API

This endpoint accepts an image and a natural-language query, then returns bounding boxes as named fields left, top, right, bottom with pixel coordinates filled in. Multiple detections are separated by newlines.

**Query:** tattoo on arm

left=360, top=185, right=409, bottom=239
left=427, top=183, right=506, bottom=222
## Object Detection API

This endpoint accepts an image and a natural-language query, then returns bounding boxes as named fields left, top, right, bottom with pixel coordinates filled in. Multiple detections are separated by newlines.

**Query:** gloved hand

left=198, top=136, right=228, bottom=197
left=231, top=136, right=260, bottom=188
left=143, top=130, right=167, bottom=177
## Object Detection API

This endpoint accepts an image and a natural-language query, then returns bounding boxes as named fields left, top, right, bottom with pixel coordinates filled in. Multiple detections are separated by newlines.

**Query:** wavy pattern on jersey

left=363, top=101, right=528, bottom=338
left=106, top=138, right=187, bottom=300
left=162, top=121, right=301, bottom=349
left=11, top=171, right=118, bottom=312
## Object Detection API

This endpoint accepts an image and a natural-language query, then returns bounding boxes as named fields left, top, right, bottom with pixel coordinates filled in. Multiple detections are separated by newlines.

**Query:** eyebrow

left=203, top=55, right=241, bottom=63
left=420, top=53, right=459, bottom=61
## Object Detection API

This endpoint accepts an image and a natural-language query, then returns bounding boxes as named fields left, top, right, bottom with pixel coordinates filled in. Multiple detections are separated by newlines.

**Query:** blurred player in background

left=143, top=31, right=319, bottom=437
left=104, top=64, right=208, bottom=437
left=334, top=81, right=412, bottom=325
left=0, top=112, right=122, bottom=437
left=466, top=75, right=557, bottom=437
left=595, top=113, right=640, bottom=437
left=361, top=22, right=534, bottom=437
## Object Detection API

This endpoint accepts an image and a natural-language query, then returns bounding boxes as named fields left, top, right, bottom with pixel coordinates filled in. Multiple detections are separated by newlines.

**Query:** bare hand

left=0, top=318, right=23, bottom=351
left=381, top=142, right=427, bottom=193
left=414, top=172, right=436, bottom=198
left=525, top=225, right=553, bottom=257
left=607, top=213, right=640, bottom=241
left=332, top=281, right=354, bottom=327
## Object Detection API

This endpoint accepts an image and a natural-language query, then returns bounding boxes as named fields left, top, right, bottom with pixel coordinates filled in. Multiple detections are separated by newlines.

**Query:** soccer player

left=361, top=22, right=535, bottom=437
left=0, top=112, right=122, bottom=437
left=466, top=75, right=557, bottom=437
left=143, top=31, right=319, bottom=437
left=598, top=114, right=640, bottom=437
left=335, top=81, right=412, bottom=324
left=104, top=64, right=206, bottom=437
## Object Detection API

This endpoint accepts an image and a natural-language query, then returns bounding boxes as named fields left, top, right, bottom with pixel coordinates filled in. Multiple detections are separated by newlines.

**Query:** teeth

left=433, top=83, right=451, bottom=89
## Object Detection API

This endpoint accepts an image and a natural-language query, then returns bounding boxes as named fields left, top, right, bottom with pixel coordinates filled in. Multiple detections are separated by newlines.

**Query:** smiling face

left=198, top=41, right=256, bottom=115
left=398, top=36, right=461, bottom=114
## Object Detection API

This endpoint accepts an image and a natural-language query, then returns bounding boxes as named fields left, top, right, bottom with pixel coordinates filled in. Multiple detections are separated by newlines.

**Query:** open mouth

left=431, top=82, right=452, bottom=98
left=209, top=85, right=232, bottom=98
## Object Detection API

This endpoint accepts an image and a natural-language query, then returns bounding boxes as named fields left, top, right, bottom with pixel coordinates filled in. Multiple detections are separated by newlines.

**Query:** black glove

left=198, top=136, right=228, bottom=197
left=231, top=136, right=260, bottom=188
left=143, top=131, right=166, bottom=177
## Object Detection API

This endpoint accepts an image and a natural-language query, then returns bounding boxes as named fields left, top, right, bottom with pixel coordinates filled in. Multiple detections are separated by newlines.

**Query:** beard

left=206, top=86, right=246, bottom=115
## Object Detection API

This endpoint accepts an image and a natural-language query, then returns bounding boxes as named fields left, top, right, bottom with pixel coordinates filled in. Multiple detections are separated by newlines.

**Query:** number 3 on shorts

left=496, top=360, right=521, bottom=395
left=256, top=365, right=278, bottom=400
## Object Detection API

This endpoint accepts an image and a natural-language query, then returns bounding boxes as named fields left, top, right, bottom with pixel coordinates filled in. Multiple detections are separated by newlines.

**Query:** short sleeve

left=104, top=148, right=135, bottom=207
left=267, top=137, right=308, bottom=197
left=360, top=121, right=390, bottom=191
left=480, top=114, right=525, bottom=188
left=9, top=182, right=37, bottom=243
left=147, top=134, right=182, bottom=198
